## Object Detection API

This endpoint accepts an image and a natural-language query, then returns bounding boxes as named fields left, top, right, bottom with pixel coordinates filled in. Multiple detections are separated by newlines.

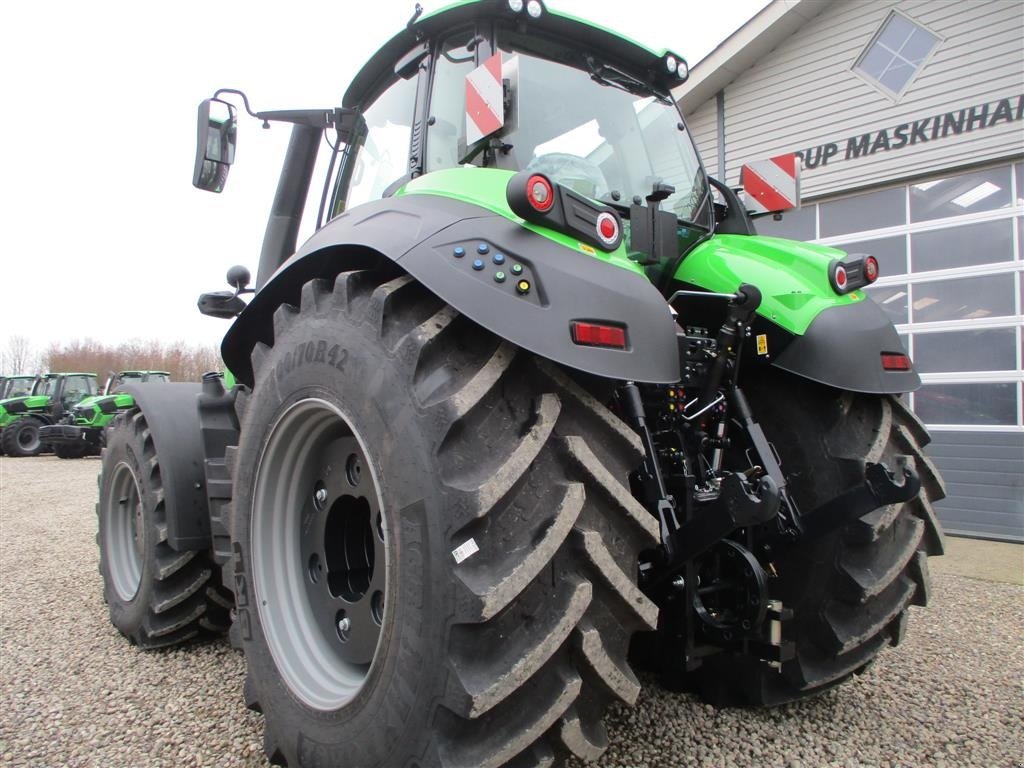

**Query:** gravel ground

left=2, top=455, right=1022, bottom=768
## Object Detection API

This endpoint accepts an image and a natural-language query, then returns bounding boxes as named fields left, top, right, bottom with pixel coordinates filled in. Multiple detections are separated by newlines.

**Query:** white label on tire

left=452, top=538, right=479, bottom=564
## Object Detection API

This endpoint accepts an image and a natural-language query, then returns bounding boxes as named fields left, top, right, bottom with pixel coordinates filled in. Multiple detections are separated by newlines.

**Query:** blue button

left=492, top=253, right=506, bottom=265
left=453, top=246, right=465, bottom=258
left=477, top=243, right=489, bottom=255
left=472, top=259, right=485, bottom=271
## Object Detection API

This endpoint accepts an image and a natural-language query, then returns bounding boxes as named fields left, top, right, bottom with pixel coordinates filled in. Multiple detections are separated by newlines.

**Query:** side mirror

left=738, top=153, right=801, bottom=218
left=193, top=98, right=237, bottom=193
left=198, top=291, right=247, bottom=319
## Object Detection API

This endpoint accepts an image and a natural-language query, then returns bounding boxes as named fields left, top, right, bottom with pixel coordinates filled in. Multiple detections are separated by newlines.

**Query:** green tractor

left=95, top=3, right=944, bottom=766
left=0, top=372, right=98, bottom=457
left=39, top=371, right=171, bottom=458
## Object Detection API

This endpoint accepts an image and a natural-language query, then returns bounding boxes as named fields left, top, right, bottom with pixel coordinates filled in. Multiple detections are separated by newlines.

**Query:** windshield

left=426, top=37, right=709, bottom=225
left=36, top=377, right=57, bottom=397
left=3, top=377, right=35, bottom=398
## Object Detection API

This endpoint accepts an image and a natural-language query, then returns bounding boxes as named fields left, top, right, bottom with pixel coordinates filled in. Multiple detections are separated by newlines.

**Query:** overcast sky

left=1, top=0, right=768, bottom=364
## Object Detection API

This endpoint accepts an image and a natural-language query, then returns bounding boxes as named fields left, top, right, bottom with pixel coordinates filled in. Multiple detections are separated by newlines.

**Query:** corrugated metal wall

left=928, top=431, right=1024, bottom=541
left=685, top=0, right=1024, bottom=197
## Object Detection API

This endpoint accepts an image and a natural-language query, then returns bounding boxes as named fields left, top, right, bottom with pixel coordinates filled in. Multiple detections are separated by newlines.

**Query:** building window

left=854, top=11, right=940, bottom=98
left=783, top=162, right=1023, bottom=431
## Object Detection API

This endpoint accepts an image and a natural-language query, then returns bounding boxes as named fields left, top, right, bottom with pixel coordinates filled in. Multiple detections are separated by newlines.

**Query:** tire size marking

left=452, top=538, right=479, bottom=564
left=277, top=339, right=348, bottom=379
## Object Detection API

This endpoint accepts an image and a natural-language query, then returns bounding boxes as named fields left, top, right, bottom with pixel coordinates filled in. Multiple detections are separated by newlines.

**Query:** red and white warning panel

left=465, top=53, right=504, bottom=146
left=740, top=153, right=801, bottom=214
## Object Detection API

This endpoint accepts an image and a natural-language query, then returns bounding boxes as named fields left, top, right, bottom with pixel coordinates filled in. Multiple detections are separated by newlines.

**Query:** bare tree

left=42, top=338, right=222, bottom=382
left=5, top=336, right=35, bottom=375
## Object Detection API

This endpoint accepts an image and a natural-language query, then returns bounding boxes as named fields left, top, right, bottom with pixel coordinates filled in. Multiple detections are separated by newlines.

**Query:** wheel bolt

left=337, top=617, right=351, bottom=633
left=314, top=488, right=327, bottom=507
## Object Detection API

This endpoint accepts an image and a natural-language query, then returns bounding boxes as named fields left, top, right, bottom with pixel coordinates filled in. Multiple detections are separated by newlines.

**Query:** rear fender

left=120, top=383, right=210, bottom=551
left=222, top=194, right=680, bottom=386
left=675, top=235, right=919, bottom=394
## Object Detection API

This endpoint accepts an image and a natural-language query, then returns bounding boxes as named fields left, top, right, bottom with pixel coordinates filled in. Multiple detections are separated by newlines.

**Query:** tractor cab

left=103, top=370, right=172, bottom=395
left=334, top=2, right=705, bottom=228
left=193, top=1, right=738, bottom=287
left=1, top=375, right=38, bottom=400
left=40, top=373, right=98, bottom=414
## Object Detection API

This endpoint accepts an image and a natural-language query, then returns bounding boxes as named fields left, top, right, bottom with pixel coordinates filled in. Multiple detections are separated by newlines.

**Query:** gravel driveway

left=2, top=456, right=1021, bottom=768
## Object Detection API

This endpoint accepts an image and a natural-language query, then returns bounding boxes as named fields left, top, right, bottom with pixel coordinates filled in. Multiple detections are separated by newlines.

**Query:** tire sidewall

left=231, top=313, right=452, bottom=766
left=98, top=414, right=159, bottom=634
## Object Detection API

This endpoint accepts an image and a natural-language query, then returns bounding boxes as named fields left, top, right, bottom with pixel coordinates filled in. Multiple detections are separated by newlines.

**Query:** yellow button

left=516, top=280, right=531, bottom=295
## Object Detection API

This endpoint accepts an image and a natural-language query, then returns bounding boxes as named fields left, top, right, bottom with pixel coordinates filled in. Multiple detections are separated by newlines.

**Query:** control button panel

left=439, top=240, right=540, bottom=304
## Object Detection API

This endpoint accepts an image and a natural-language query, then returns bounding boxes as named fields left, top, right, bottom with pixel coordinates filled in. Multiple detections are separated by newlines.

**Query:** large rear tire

left=1, top=416, right=44, bottom=457
left=231, top=270, right=658, bottom=767
left=686, top=372, right=945, bottom=705
left=97, top=409, right=232, bottom=648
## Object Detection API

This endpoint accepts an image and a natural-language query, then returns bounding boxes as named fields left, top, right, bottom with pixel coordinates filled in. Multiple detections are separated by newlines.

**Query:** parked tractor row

left=0, top=371, right=169, bottom=457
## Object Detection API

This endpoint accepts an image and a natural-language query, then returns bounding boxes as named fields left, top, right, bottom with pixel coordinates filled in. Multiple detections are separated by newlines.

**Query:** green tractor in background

left=94, top=2, right=945, bottom=766
left=39, top=371, right=171, bottom=459
left=0, top=373, right=97, bottom=457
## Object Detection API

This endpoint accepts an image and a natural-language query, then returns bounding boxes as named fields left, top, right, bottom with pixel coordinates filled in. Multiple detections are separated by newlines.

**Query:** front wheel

left=1, top=417, right=44, bottom=457
left=55, top=442, right=91, bottom=459
left=686, top=372, right=945, bottom=705
left=231, top=270, right=659, bottom=767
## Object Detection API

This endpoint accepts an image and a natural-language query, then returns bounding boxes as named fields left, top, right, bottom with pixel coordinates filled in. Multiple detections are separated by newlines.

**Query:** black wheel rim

left=17, top=423, right=40, bottom=453
left=104, top=461, right=144, bottom=601
left=252, top=398, right=389, bottom=711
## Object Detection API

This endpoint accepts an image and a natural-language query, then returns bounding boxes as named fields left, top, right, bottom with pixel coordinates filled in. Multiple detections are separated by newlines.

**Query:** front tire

left=231, top=270, right=659, bottom=767
left=55, top=442, right=90, bottom=459
left=1, top=416, right=44, bottom=457
left=97, top=409, right=232, bottom=647
left=687, top=372, right=945, bottom=705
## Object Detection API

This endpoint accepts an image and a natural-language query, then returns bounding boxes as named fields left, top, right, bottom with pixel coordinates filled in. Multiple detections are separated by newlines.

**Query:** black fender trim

left=771, top=297, right=920, bottom=394
left=121, top=383, right=211, bottom=551
left=222, top=194, right=680, bottom=386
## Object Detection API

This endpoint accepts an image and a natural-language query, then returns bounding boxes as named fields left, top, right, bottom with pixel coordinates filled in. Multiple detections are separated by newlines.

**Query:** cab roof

left=343, top=0, right=679, bottom=109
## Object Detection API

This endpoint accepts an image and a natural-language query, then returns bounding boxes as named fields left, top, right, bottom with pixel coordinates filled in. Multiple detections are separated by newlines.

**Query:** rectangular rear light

left=571, top=321, right=627, bottom=349
left=881, top=352, right=912, bottom=371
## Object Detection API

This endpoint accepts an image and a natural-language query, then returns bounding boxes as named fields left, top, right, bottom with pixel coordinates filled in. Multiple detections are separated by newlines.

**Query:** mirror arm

left=213, top=88, right=260, bottom=119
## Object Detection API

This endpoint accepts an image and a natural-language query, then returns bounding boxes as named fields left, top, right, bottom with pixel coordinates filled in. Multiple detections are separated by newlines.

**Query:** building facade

left=677, top=0, right=1024, bottom=540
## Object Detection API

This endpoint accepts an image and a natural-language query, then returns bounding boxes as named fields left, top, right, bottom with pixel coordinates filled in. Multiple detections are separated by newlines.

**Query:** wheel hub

left=104, top=462, right=144, bottom=601
left=252, top=398, right=389, bottom=711
left=18, top=423, right=40, bottom=452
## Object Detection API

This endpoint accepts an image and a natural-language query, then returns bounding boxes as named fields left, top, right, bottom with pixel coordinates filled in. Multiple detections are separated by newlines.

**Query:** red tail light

left=834, top=265, right=848, bottom=290
left=864, top=256, right=879, bottom=283
left=571, top=321, right=627, bottom=349
left=881, top=352, right=912, bottom=371
left=526, top=174, right=554, bottom=212
left=596, top=212, right=619, bottom=246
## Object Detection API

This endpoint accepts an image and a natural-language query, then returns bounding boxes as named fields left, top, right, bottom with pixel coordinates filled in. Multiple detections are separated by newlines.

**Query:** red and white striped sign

left=740, top=153, right=801, bottom=214
left=465, top=53, right=504, bottom=146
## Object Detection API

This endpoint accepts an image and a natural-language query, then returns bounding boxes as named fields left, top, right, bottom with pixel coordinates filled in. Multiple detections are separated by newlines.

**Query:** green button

left=511, top=263, right=523, bottom=275
left=494, top=271, right=506, bottom=283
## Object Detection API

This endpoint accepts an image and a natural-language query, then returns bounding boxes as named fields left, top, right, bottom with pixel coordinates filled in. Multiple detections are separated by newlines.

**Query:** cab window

left=425, top=31, right=478, bottom=172
left=62, top=376, right=95, bottom=407
left=343, top=76, right=419, bottom=211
